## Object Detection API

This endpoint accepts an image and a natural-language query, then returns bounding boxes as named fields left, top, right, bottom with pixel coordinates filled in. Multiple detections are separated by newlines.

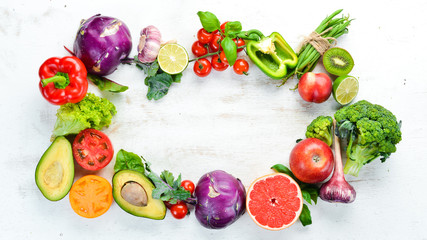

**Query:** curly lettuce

left=52, top=93, right=116, bottom=138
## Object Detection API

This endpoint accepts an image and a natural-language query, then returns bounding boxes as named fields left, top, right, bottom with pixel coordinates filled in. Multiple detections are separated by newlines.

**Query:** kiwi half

left=323, top=47, right=354, bottom=76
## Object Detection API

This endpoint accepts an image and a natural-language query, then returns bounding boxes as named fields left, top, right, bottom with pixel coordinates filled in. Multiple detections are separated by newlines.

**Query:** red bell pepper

left=39, top=56, right=88, bottom=105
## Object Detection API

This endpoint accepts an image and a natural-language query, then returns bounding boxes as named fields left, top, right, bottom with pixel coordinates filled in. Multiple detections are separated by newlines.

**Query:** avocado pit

left=121, top=181, right=148, bottom=207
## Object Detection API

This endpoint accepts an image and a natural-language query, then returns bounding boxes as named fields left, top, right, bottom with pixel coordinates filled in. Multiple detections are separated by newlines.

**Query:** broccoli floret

left=306, top=116, right=333, bottom=146
left=334, top=100, right=402, bottom=176
left=52, top=93, right=117, bottom=139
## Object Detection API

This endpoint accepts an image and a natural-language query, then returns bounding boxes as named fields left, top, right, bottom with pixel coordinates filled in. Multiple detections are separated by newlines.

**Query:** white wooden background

left=1, top=0, right=426, bottom=239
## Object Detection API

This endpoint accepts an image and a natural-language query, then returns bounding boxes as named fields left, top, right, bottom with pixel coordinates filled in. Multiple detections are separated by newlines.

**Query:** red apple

left=289, top=138, right=334, bottom=183
left=298, top=72, right=332, bottom=103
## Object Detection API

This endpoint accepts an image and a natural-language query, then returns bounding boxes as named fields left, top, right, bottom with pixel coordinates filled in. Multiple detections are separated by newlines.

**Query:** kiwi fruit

left=323, top=47, right=354, bottom=76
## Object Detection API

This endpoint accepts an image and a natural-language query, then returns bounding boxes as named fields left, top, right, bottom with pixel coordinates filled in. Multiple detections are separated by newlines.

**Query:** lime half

left=332, top=75, right=359, bottom=105
left=157, top=43, right=189, bottom=74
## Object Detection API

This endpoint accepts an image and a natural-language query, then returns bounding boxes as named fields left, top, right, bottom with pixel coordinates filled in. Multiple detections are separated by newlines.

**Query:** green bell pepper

left=246, top=32, right=298, bottom=79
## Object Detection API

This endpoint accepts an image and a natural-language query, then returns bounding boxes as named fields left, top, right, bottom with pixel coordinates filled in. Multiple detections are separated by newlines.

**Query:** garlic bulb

left=137, top=25, right=162, bottom=63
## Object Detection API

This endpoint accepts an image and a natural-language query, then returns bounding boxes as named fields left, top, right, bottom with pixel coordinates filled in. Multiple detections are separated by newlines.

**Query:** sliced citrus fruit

left=246, top=173, right=303, bottom=231
left=332, top=75, right=359, bottom=105
left=157, top=43, right=189, bottom=74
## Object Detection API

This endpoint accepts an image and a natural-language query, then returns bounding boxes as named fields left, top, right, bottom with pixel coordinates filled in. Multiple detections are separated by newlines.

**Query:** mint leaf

left=299, top=204, right=312, bottom=226
left=197, top=11, right=221, bottom=32
left=87, top=73, right=128, bottom=93
left=224, top=21, right=242, bottom=38
left=145, top=73, right=173, bottom=100
left=114, top=149, right=145, bottom=173
left=221, top=37, right=237, bottom=66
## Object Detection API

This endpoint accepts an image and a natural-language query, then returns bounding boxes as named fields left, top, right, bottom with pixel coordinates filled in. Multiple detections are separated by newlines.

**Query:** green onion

left=282, top=9, right=352, bottom=85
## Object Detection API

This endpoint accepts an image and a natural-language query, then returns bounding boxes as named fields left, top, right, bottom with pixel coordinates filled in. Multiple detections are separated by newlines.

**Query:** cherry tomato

left=192, top=41, right=208, bottom=57
left=220, top=21, right=229, bottom=33
left=72, top=129, right=114, bottom=171
left=193, top=58, right=212, bottom=77
left=211, top=54, right=228, bottom=71
left=181, top=180, right=195, bottom=195
left=233, top=38, right=245, bottom=52
left=197, top=28, right=213, bottom=44
left=233, top=59, right=249, bottom=75
left=219, top=51, right=228, bottom=65
left=170, top=202, right=188, bottom=219
left=209, top=34, right=223, bottom=52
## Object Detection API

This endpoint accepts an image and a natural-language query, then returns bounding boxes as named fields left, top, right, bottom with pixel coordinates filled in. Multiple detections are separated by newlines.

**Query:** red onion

left=319, top=120, right=356, bottom=203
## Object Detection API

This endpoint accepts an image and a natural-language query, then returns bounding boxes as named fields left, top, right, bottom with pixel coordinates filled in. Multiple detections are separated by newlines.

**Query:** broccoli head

left=334, top=100, right=402, bottom=176
left=306, top=116, right=333, bottom=146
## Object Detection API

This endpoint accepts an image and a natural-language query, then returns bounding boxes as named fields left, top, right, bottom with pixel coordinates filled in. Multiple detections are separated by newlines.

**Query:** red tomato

left=219, top=51, right=228, bottom=65
left=191, top=41, right=208, bottom=57
left=298, top=72, right=332, bottom=103
left=233, top=59, right=249, bottom=75
left=193, top=58, right=212, bottom=77
left=209, top=34, right=223, bottom=52
left=181, top=180, right=195, bottom=195
left=289, top=138, right=334, bottom=184
left=197, top=28, right=213, bottom=44
left=170, top=202, right=188, bottom=219
left=212, top=54, right=228, bottom=71
left=220, top=21, right=229, bottom=33
left=72, top=129, right=114, bottom=171
left=233, top=38, right=245, bottom=52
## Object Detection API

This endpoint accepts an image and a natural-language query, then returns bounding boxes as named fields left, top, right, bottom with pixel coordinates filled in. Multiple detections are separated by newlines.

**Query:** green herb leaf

left=301, top=190, right=312, bottom=205
left=114, top=149, right=145, bottom=173
left=224, top=21, right=242, bottom=38
left=87, top=73, right=128, bottom=93
left=160, top=170, right=175, bottom=187
left=171, top=73, right=183, bottom=83
left=303, top=185, right=319, bottom=205
left=221, top=37, right=237, bottom=66
left=145, top=73, right=173, bottom=100
left=271, top=164, right=296, bottom=179
left=299, top=204, right=312, bottom=226
left=148, top=172, right=171, bottom=199
left=197, top=11, right=221, bottom=32
left=136, top=58, right=159, bottom=78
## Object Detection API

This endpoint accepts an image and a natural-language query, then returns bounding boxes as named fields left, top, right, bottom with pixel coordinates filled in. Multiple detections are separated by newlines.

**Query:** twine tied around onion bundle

left=297, top=27, right=337, bottom=55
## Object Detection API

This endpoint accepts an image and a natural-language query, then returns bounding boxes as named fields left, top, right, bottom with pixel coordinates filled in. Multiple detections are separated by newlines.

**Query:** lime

left=332, top=75, right=359, bottom=105
left=157, top=43, right=189, bottom=74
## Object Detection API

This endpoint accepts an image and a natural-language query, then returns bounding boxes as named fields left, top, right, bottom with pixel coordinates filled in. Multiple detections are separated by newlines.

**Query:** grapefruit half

left=246, top=173, right=303, bottom=230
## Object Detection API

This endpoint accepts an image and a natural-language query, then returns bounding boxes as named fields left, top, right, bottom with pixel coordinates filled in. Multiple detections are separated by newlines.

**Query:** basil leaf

left=136, top=58, right=159, bottom=78
left=224, top=21, right=242, bottom=38
left=114, top=149, right=145, bottom=173
left=303, top=186, right=319, bottom=205
left=145, top=73, right=173, bottom=100
left=271, top=164, right=297, bottom=179
left=197, top=11, right=220, bottom=32
left=301, top=190, right=312, bottom=205
left=87, top=73, right=128, bottom=93
left=221, top=37, right=237, bottom=66
left=299, top=204, right=312, bottom=226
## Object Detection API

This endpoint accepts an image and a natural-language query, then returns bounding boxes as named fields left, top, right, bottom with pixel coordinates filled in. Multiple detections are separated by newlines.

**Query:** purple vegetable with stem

left=194, top=170, right=246, bottom=229
left=319, top=120, right=356, bottom=203
left=73, top=14, right=132, bottom=76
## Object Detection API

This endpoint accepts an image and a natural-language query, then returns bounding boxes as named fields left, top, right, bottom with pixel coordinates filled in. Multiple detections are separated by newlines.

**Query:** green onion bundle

left=283, top=9, right=352, bottom=85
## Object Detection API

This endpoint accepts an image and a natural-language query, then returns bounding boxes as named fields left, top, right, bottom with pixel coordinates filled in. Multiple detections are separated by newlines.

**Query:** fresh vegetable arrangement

left=34, top=9, right=403, bottom=233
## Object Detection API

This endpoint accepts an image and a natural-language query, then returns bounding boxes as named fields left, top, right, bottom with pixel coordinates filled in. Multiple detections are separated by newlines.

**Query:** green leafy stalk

left=87, top=73, right=128, bottom=93
left=282, top=9, right=353, bottom=85
left=114, top=149, right=146, bottom=173
left=271, top=164, right=319, bottom=226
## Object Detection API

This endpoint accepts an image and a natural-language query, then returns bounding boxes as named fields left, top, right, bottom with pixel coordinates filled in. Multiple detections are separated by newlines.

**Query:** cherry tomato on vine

left=209, top=34, right=223, bottom=52
left=72, top=129, right=114, bottom=171
left=192, top=41, right=208, bottom=57
left=233, top=38, right=245, bottom=52
left=170, top=202, right=188, bottom=219
left=219, top=51, right=228, bottom=65
left=197, top=28, right=213, bottom=44
left=220, top=21, right=229, bottom=33
left=233, top=59, right=249, bottom=75
left=181, top=180, right=195, bottom=195
left=211, top=54, right=228, bottom=71
left=193, top=58, right=212, bottom=77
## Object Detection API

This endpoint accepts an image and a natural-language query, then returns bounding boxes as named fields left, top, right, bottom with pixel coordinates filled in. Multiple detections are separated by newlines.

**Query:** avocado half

left=112, top=170, right=166, bottom=220
left=35, top=136, right=74, bottom=201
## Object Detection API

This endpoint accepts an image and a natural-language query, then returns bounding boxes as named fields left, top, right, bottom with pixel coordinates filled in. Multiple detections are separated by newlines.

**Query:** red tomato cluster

left=192, top=23, right=249, bottom=77
left=167, top=180, right=195, bottom=219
